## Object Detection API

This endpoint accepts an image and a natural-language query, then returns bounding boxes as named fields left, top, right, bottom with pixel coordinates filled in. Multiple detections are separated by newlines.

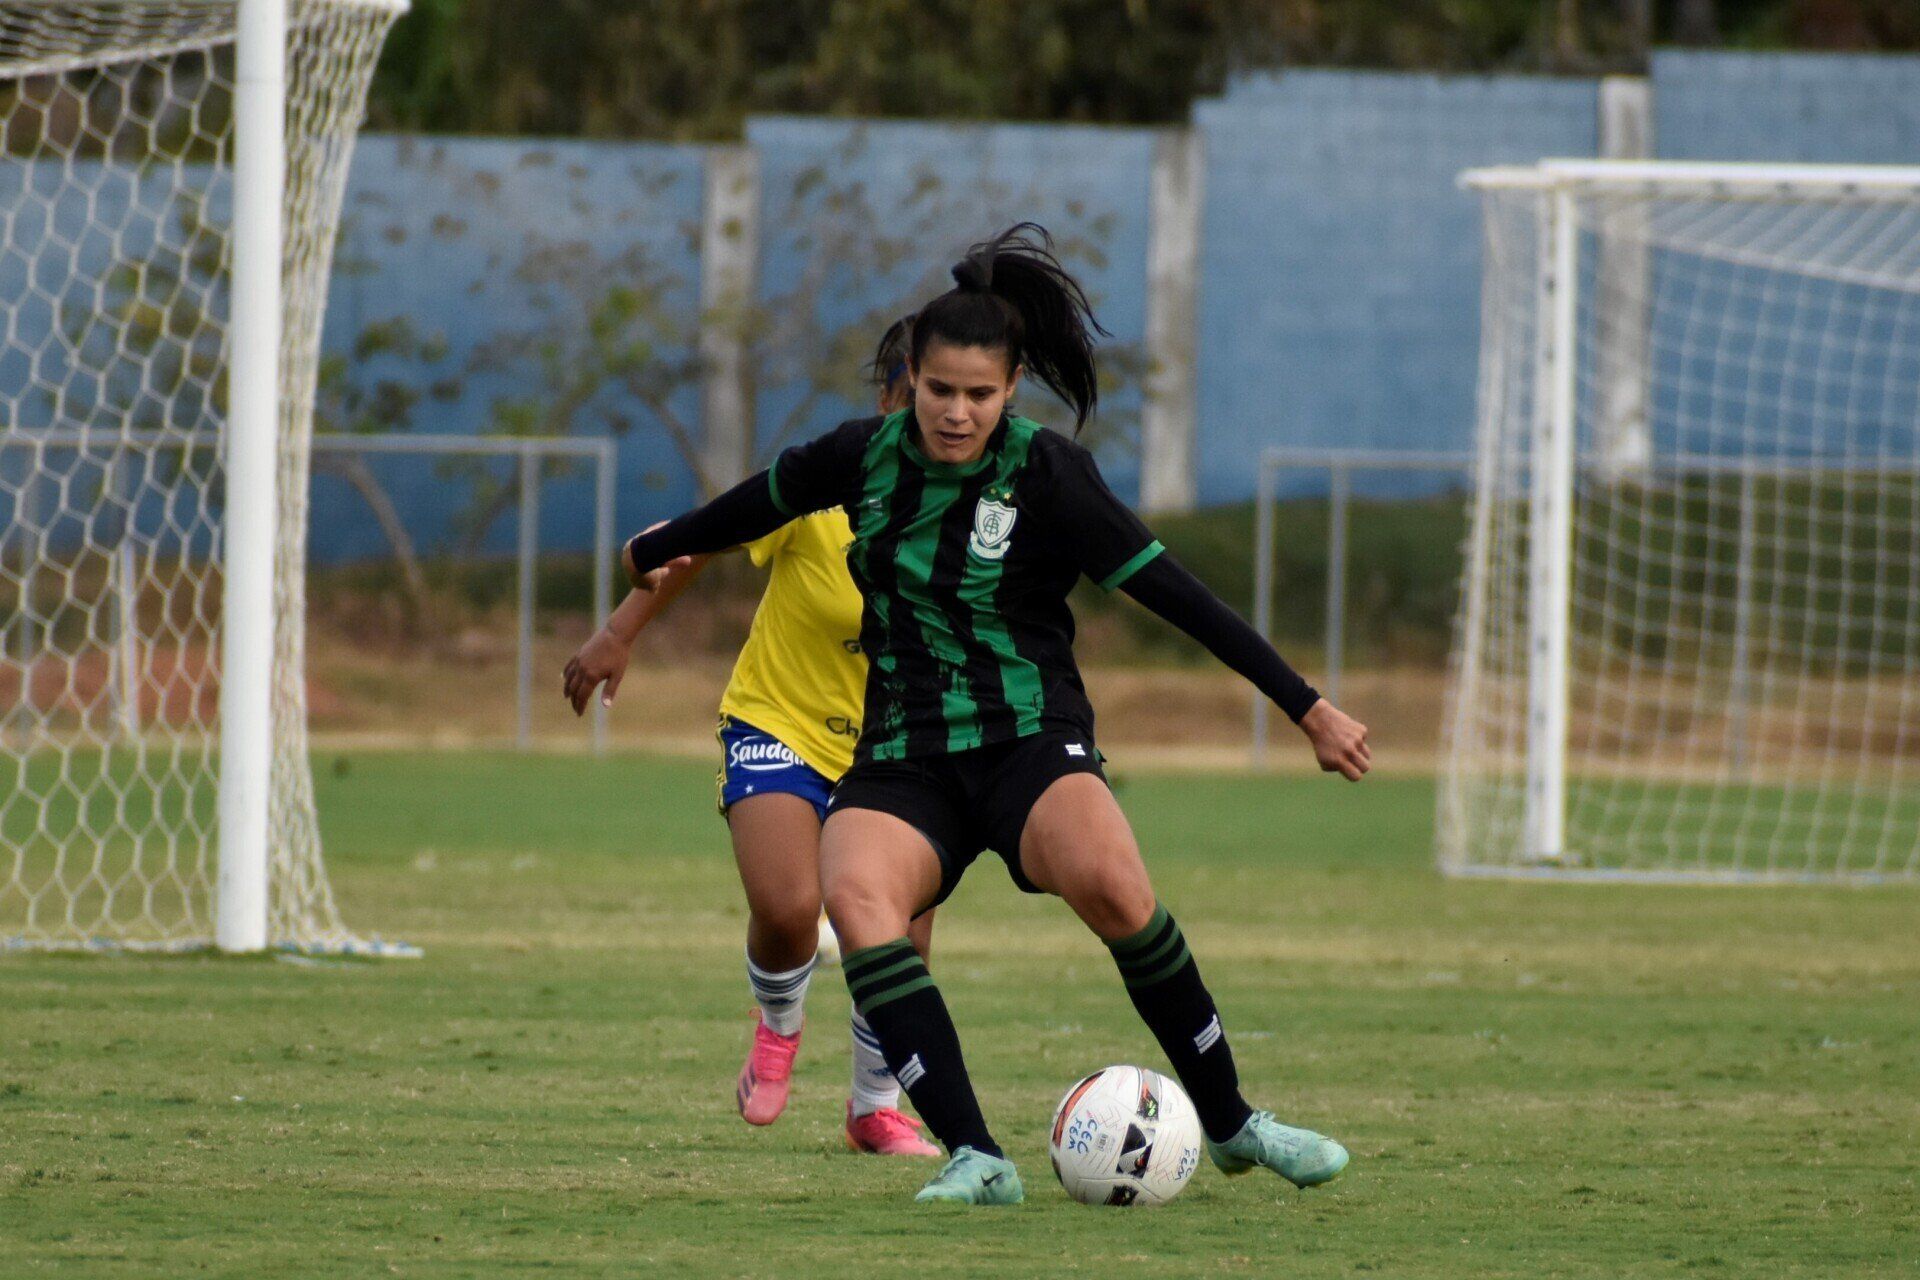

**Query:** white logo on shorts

left=728, top=738, right=803, bottom=773
left=1065, top=743, right=1087, bottom=758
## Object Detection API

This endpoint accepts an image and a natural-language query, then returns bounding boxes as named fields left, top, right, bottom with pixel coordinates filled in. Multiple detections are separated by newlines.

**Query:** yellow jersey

left=717, top=508, right=866, bottom=781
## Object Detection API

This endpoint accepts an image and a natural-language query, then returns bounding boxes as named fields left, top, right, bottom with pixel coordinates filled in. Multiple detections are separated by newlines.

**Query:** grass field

left=2, top=750, right=1916, bottom=1278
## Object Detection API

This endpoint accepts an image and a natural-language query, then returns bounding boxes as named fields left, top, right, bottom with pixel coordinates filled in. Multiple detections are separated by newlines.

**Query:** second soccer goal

left=1441, top=159, right=1920, bottom=884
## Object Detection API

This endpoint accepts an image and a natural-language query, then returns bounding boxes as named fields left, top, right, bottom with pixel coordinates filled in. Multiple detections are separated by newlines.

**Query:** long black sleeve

left=1120, top=551, right=1323, bottom=724
left=626, top=416, right=877, bottom=573
left=624, top=470, right=785, bottom=574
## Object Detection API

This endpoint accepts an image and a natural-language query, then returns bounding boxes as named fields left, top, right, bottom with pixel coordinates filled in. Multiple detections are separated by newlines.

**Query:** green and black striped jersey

left=770, top=410, right=1164, bottom=763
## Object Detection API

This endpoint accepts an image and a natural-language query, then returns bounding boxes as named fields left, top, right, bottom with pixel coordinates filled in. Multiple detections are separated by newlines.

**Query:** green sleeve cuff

left=766, top=461, right=796, bottom=518
left=1097, top=540, right=1165, bottom=592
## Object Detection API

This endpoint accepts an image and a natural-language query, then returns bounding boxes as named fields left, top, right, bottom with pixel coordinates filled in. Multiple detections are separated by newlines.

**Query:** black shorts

left=827, top=729, right=1109, bottom=907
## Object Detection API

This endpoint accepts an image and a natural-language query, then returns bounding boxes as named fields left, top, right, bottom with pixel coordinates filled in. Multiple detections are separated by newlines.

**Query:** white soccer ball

left=1048, top=1065, right=1203, bottom=1206
left=814, top=913, right=841, bottom=966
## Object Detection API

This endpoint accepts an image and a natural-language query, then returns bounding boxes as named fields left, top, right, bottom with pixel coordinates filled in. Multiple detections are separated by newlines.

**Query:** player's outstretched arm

left=623, top=469, right=790, bottom=583
left=565, top=521, right=708, bottom=715
left=1118, top=552, right=1370, bottom=780
left=622, top=418, right=868, bottom=582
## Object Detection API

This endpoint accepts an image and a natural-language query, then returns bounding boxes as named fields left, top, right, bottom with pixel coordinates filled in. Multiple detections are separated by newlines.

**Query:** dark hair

left=869, top=311, right=915, bottom=392
left=909, top=222, right=1108, bottom=434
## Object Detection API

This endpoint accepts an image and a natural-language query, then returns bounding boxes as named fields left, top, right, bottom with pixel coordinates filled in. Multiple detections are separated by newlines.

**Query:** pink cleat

left=736, top=1011, right=801, bottom=1126
left=845, top=1102, right=941, bottom=1157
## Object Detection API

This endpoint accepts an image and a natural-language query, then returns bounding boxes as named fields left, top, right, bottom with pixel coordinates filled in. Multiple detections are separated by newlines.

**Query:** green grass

left=2, top=751, right=1916, bottom=1278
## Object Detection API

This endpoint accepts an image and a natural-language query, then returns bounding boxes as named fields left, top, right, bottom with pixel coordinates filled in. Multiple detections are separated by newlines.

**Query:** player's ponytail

left=911, top=222, right=1108, bottom=434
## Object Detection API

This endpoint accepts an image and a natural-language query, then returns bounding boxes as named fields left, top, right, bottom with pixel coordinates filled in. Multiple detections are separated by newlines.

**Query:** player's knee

left=1067, top=865, right=1156, bottom=941
left=753, top=896, right=820, bottom=952
left=822, top=874, right=899, bottom=949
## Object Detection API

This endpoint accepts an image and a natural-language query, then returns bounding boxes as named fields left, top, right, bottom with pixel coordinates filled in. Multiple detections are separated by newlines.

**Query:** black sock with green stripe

left=1107, top=903, right=1254, bottom=1144
left=842, top=938, right=1000, bottom=1158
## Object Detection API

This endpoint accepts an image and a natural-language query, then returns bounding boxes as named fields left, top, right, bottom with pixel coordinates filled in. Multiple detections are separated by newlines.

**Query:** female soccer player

left=619, top=225, right=1371, bottom=1205
left=562, top=318, right=940, bottom=1158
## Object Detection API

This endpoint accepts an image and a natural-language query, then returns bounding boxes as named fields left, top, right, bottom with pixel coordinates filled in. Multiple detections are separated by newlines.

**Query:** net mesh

left=0, top=0, right=405, bottom=949
left=1442, top=172, right=1920, bottom=882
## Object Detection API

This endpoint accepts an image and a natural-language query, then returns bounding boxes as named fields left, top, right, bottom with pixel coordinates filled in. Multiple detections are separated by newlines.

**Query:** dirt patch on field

left=1085, top=666, right=1447, bottom=750
left=301, top=620, right=1452, bottom=770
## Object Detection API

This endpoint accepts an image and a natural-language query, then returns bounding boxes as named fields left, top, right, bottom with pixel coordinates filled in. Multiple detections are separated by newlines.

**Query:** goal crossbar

left=1464, top=159, right=1920, bottom=197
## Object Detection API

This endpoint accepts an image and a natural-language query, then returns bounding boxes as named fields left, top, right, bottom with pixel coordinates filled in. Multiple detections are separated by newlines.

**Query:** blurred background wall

left=310, top=51, right=1920, bottom=559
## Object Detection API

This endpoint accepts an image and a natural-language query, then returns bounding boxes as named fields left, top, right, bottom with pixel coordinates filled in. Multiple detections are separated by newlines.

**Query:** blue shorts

left=717, top=717, right=834, bottom=822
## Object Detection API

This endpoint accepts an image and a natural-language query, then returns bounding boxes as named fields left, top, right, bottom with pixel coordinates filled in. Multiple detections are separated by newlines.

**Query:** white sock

left=746, top=951, right=813, bottom=1036
left=848, top=1010, right=900, bottom=1116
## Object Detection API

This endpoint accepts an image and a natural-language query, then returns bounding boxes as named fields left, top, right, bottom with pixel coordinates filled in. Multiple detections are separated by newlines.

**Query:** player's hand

left=562, top=626, right=633, bottom=716
left=1299, top=699, right=1370, bottom=781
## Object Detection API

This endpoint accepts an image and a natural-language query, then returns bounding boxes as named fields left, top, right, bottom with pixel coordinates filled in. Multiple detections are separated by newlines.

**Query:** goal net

left=1442, top=161, right=1920, bottom=883
left=0, top=0, right=406, bottom=949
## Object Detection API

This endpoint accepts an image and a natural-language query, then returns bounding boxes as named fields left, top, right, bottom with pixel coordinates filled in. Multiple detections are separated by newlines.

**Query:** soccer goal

left=0, top=0, right=408, bottom=950
left=1441, top=160, right=1920, bottom=884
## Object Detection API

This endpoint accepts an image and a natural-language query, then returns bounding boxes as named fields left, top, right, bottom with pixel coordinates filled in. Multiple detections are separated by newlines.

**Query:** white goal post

left=1442, top=160, right=1920, bottom=884
left=1, top=0, right=409, bottom=951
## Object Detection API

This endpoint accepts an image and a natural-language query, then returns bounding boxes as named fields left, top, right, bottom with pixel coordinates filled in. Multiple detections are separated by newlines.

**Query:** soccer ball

left=814, top=913, right=841, bottom=966
left=1048, top=1065, right=1203, bottom=1206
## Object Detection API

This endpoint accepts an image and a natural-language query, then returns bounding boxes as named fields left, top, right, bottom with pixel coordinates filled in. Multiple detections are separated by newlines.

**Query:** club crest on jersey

left=968, top=498, right=1017, bottom=561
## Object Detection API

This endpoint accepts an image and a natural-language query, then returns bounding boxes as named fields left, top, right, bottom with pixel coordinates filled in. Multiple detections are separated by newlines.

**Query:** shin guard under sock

left=1107, top=902, right=1254, bottom=1144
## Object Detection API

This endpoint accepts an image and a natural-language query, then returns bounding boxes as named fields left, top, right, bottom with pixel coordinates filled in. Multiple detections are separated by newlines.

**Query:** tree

left=462, top=142, right=1145, bottom=530
left=312, top=316, right=461, bottom=628
left=365, top=0, right=1295, bottom=138
left=364, top=0, right=1920, bottom=132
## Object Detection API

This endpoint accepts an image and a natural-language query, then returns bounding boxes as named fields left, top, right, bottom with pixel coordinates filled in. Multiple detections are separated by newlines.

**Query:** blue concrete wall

left=319, top=135, right=707, bottom=560
left=274, top=55, right=1920, bottom=556
left=1195, top=71, right=1598, bottom=502
left=1654, top=51, right=1920, bottom=161
left=743, top=117, right=1154, bottom=497
left=13, top=56, right=1920, bottom=566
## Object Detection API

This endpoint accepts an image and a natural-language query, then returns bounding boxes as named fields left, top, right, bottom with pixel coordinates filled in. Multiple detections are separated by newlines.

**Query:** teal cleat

left=913, top=1146, right=1025, bottom=1206
left=1207, top=1111, right=1349, bottom=1188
